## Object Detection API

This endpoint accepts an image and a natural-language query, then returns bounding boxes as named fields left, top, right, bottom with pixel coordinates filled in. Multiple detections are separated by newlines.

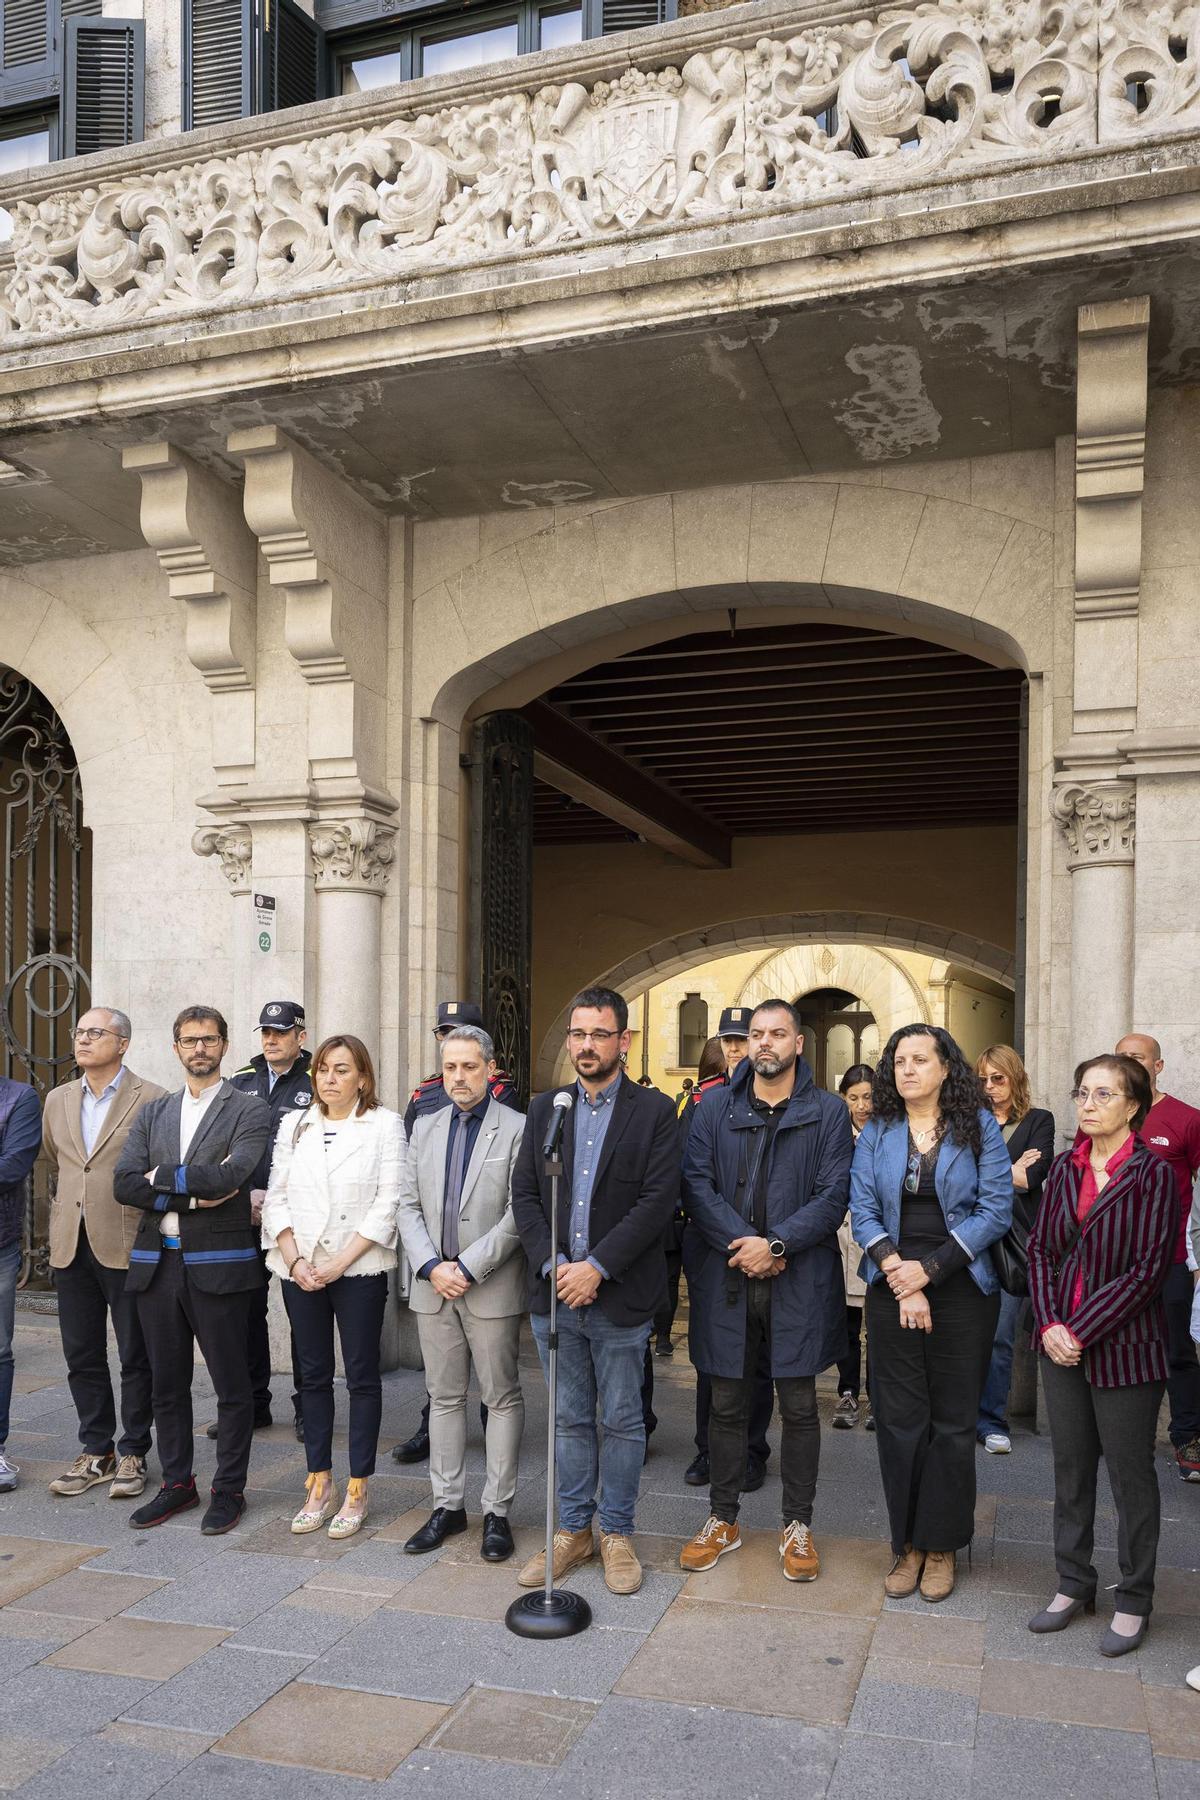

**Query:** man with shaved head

left=1115, top=1033, right=1200, bottom=1482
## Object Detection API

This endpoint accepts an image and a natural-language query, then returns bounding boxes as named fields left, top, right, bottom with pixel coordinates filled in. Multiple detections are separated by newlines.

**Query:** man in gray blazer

left=398, top=1024, right=526, bottom=1563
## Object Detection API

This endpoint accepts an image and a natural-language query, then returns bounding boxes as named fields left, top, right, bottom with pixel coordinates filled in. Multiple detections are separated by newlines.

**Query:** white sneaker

left=0, top=1448, right=18, bottom=1491
left=983, top=1432, right=1012, bottom=1455
left=1186, top=1665, right=1200, bottom=1693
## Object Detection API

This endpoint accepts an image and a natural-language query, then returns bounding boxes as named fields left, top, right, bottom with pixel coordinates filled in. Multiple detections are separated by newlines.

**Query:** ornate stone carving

left=1049, top=782, right=1136, bottom=867
left=5, top=1, right=1195, bottom=343
left=308, top=818, right=396, bottom=893
left=1074, top=298, right=1149, bottom=621
left=192, top=822, right=253, bottom=892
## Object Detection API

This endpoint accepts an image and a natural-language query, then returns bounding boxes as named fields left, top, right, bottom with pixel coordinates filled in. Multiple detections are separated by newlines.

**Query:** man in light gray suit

left=398, top=1025, right=526, bottom=1563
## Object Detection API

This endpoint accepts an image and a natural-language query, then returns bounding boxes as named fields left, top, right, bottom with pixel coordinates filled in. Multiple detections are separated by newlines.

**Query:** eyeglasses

left=903, top=1149, right=923, bottom=1194
left=566, top=1029, right=619, bottom=1045
left=981, top=1073, right=1009, bottom=1087
left=73, top=1027, right=122, bottom=1043
left=1070, top=1087, right=1123, bottom=1106
left=176, top=1035, right=223, bottom=1050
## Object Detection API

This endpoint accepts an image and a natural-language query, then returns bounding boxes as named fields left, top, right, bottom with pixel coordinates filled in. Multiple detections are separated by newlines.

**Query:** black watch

left=768, top=1238, right=785, bottom=1258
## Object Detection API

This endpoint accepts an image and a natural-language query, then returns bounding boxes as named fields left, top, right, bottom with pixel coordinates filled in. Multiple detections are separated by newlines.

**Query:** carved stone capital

left=192, top=823, right=253, bottom=893
left=308, top=818, right=395, bottom=894
left=1049, top=782, right=1136, bottom=869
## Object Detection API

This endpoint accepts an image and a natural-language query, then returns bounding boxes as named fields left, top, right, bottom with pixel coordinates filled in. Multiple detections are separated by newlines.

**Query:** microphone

left=542, top=1089, right=574, bottom=1160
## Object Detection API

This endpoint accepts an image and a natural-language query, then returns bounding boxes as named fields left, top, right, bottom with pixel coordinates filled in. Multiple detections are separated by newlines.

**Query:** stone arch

left=738, top=943, right=932, bottom=1041
left=534, top=913, right=1013, bottom=1089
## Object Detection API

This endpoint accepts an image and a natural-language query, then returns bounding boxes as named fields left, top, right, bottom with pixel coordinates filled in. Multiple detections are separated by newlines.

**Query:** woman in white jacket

left=262, top=1034, right=404, bottom=1539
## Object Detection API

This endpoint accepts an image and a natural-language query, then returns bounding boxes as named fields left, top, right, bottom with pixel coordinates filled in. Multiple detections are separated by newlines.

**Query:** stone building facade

left=0, top=0, right=1198, bottom=1162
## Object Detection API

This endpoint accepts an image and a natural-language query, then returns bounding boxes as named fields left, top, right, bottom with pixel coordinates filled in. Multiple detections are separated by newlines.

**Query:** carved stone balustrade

left=1, top=0, right=1199, bottom=354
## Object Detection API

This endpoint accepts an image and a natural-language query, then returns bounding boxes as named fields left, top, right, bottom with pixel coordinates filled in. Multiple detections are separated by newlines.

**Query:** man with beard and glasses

left=114, top=1007, right=270, bottom=1537
left=511, top=986, right=677, bottom=1597
left=680, top=999, right=852, bottom=1584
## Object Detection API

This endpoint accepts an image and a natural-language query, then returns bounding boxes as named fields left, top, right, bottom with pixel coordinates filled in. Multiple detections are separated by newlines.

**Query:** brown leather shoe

left=680, top=1517, right=741, bottom=1572
left=919, top=1549, right=956, bottom=1603
left=885, top=1545, right=925, bottom=1598
left=516, top=1527, right=595, bottom=1589
left=600, top=1533, right=643, bottom=1594
left=780, top=1520, right=819, bottom=1582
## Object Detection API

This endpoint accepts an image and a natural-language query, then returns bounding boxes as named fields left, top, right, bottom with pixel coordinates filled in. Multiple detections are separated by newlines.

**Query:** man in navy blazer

left=114, top=1005, right=270, bottom=1537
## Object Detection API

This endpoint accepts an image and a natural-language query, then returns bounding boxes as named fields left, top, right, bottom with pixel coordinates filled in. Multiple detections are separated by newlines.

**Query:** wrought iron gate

left=0, top=670, right=91, bottom=1284
left=468, top=712, right=533, bottom=1107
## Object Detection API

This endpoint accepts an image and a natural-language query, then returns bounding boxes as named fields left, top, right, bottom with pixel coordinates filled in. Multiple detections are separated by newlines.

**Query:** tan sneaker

left=680, top=1516, right=742, bottom=1572
left=49, top=1452, right=115, bottom=1496
left=109, top=1455, right=147, bottom=1499
left=885, top=1545, right=925, bottom=1598
left=780, top=1520, right=819, bottom=1582
left=600, top=1533, right=643, bottom=1595
left=517, top=1527, right=595, bottom=1588
left=919, top=1550, right=956, bottom=1603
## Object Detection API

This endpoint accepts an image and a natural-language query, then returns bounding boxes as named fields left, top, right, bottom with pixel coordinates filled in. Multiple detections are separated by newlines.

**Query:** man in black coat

left=229, top=1000, right=312, bottom=1438
left=512, top=985, right=677, bottom=1598
left=114, top=1005, right=271, bottom=1537
left=680, top=999, right=852, bottom=1586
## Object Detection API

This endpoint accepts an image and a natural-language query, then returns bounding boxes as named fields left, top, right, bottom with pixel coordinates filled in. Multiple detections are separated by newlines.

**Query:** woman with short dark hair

left=1027, top=1052, right=1176, bottom=1655
left=850, top=1025, right=1011, bottom=1602
left=832, top=1064, right=875, bottom=1432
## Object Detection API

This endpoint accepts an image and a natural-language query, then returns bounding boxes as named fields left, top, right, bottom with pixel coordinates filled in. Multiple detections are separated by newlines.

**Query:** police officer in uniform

left=221, top=1002, right=313, bottom=1442
left=682, top=1007, right=775, bottom=1488
left=393, top=1000, right=522, bottom=1464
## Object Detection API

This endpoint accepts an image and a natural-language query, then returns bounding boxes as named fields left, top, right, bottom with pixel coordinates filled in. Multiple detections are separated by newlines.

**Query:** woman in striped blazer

left=1027, top=1052, right=1177, bottom=1657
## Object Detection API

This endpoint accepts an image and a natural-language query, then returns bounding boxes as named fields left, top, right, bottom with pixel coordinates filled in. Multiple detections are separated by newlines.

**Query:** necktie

left=442, top=1114, right=470, bottom=1261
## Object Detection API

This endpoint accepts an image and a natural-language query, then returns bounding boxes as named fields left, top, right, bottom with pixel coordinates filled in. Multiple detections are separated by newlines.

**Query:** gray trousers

left=417, top=1301, right=524, bottom=1515
left=1041, top=1358, right=1165, bottom=1616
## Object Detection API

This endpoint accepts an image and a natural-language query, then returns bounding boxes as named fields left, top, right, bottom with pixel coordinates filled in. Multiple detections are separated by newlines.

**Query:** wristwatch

left=768, top=1238, right=785, bottom=1259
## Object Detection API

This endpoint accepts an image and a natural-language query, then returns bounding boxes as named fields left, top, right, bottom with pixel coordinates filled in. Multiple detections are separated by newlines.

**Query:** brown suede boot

left=516, top=1527, right=595, bottom=1589
left=884, top=1545, right=925, bottom=1598
left=919, top=1550, right=956, bottom=1603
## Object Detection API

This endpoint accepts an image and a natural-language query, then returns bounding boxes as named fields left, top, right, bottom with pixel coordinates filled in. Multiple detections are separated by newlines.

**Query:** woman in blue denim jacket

left=850, top=1025, right=1012, bottom=1604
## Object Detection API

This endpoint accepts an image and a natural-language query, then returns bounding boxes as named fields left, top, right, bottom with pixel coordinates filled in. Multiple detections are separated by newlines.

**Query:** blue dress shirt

left=80, top=1067, right=126, bottom=1158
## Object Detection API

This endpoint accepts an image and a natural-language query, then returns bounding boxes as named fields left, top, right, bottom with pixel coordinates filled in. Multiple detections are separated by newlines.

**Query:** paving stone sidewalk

left=1, top=1311, right=1197, bottom=1798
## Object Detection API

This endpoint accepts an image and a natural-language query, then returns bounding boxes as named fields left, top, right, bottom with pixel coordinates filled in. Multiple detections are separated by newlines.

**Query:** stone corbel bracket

left=123, top=440, right=258, bottom=786
left=192, top=822, right=253, bottom=893
left=228, top=426, right=388, bottom=789
left=1074, top=298, right=1150, bottom=621
left=1049, top=781, right=1136, bottom=870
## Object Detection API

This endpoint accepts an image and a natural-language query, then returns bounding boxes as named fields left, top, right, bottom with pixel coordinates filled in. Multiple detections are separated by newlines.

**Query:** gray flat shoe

left=1099, top=1617, right=1148, bottom=1657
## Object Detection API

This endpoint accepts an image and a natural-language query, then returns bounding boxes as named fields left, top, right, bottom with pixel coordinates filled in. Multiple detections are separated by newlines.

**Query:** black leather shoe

left=293, top=1414, right=304, bottom=1443
left=130, top=1481, right=199, bottom=1529
left=654, top=1338, right=674, bottom=1358
left=481, top=1514, right=514, bottom=1562
left=405, top=1506, right=468, bottom=1553
left=391, top=1428, right=430, bottom=1465
left=201, top=1489, right=246, bottom=1535
left=741, top=1456, right=766, bottom=1494
left=684, top=1452, right=709, bottom=1486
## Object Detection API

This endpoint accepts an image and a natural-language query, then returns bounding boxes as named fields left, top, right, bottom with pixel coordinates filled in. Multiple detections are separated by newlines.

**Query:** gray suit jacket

left=398, top=1097, right=526, bottom=1318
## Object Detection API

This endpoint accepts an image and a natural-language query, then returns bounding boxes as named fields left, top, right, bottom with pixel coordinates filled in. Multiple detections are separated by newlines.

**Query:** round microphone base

left=504, top=1589, right=592, bottom=1639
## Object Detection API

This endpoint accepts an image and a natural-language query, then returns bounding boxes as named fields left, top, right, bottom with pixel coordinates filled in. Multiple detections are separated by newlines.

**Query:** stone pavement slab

left=0, top=1640, right=60, bottom=1679
left=0, top=1734, right=70, bottom=1791
left=867, top=1611, right=985, bottom=1665
left=384, top=1749, right=553, bottom=1798
left=679, top=1529, right=889, bottom=1616
left=969, top=1713, right=1157, bottom=1800
left=121, top=1647, right=310, bottom=1737
left=1144, top=1685, right=1200, bottom=1759
left=541, top=1695, right=841, bottom=1800
left=978, top=1656, right=1148, bottom=1733
left=154, top=1754, right=376, bottom=1800
left=615, top=1597, right=873, bottom=1723
left=427, top=1686, right=594, bottom=1766
left=826, top=1731, right=974, bottom=1800
left=83, top=1532, right=239, bottom=1580
left=215, top=1680, right=447, bottom=1778
left=0, top=1609, right=96, bottom=1647
left=0, top=1538, right=104, bottom=1605
left=124, top=1552, right=310, bottom=1629
left=47, top=1617, right=229, bottom=1681
left=13, top=1737, right=198, bottom=1800
left=14, top=1570, right=164, bottom=1619
left=1157, top=1755, right=1200, bottom=1800
left=224, top=1598, right=369, bottom=1657
left=847, top=1673, right=979, bottom=1745
left=0, top=1667, right=159, bottom=1739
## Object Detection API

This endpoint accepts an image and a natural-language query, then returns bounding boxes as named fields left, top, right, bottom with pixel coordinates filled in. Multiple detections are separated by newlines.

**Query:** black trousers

left=867, top=1272, right=999, bottom=1555
left=246, top=1257, right=302, bottom=1420
left=53, top=1224, right=152, bottom=1461
left=653, top=1246, right=683, bottom=1342
left=709, top=1281, right=818, bottom=1526
left=695, top=1355, right=774, bottom=1461
left=284, top=1272, right=388, bottom=1478
left=836, top=1302, right=866, bottom=1397
left=135, top=1252, right=254, bottom=1494
left=1041, top=1359, right=1165, bottom=1616
left=1162, top=1263, right=1200, bottom=1448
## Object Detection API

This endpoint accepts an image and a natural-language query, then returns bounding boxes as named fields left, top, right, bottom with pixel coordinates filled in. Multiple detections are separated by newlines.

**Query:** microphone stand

left=505, top=1131, right=591, bottom=1639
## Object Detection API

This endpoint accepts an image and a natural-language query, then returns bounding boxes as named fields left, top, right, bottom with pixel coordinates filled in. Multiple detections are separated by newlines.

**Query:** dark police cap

left=718, top=1006, right=752, bottom=1038
left=256, top=1001, right=305, bottom=1030
left=436, top=1000, right=485, bottom=1031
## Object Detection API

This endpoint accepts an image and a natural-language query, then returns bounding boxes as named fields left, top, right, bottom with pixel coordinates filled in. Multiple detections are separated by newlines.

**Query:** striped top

left=1028, top=1136, right=1177, bottom=1388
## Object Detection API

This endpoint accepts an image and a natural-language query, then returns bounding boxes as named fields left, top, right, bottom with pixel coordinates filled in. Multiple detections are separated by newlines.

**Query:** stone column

left=192, top=822, right=254, bottom=1048
left=307, top=816, right=397, bottom=1052
left=1049, top=779, right=1136, bottom=1059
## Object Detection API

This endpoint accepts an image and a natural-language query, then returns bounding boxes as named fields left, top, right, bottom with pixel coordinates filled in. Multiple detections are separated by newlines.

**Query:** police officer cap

left=256, top=1001, right=305, bottom=1030
left=718, top=1006, right=752, bottom=1039
left=436, top=999, right=485, bottom=1031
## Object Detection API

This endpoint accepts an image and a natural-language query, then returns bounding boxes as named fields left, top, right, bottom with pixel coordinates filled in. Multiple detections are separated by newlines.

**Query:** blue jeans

left=0, top=1243, right=20, bottom=1446
left=977, top=1288, right=1023, bottom=1437
left=532, top=1305, right=651, bottom=1536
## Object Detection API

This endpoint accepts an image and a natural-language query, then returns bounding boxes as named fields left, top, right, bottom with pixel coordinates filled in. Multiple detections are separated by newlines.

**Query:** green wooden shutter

left=62, top=14, right=144, bottom=156
left=598, top=0, right=676, bottom=33
left=264, top=0, right=322, bottom=114
left=184, top=0, right=252, bottom=130
left=1, top=0, right=53, bottom=74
